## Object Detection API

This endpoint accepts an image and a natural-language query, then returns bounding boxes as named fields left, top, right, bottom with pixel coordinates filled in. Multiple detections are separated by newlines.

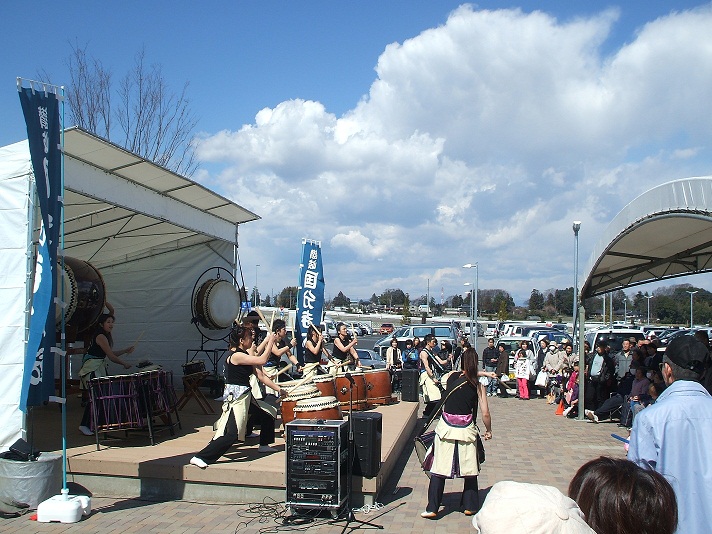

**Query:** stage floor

left=26, top=392, right=419, bottom=505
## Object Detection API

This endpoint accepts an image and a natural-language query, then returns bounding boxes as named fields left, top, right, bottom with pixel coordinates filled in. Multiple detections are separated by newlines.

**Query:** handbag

left=535, top=370, right=548, bottom=388
left=476, top=431, right=486, bottom=464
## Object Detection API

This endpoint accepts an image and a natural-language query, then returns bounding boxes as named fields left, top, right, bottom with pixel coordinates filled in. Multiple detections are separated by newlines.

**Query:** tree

left=262, top=294, right=271, bottom=307
left=277, top=286, right=298, bottom=309
left=332, top=291, right=350, bottom=308
left=250, top=287, right=260, bottom=306
left=402, top=294, right=412, bottom=325
left=379, top=288, right=406, bottom=308
left=450, top=294, right=464, bottom=309
left=528, top=289, right=545, bottom=311
left=497, top=300, right=509, bottom=321
left=65, top=44, right=198, bottom=176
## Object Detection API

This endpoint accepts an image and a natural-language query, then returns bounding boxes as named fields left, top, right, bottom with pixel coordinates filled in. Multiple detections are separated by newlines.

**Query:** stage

left=25, top=391, right=418, bottom=506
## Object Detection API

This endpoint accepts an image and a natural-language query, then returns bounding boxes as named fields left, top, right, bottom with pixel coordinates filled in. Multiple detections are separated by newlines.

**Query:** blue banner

left=295, top=240, right=325, bottom=364
left=19, top=86, right=62, bottom=408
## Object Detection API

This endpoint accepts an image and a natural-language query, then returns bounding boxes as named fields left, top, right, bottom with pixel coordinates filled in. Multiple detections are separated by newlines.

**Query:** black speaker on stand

left=401, top=369, right=420, bottom=402
left=352, top=412, right=381, bottom=478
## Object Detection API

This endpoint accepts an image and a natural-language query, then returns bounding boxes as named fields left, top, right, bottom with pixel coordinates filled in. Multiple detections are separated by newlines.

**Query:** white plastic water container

left=36, top=489, right=91, bottom=523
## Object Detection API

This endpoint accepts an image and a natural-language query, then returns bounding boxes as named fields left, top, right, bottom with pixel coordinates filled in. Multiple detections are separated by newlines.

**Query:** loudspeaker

left=352, top=412, right=381, bottom=478
left=401, top=369, right=420, bottom=402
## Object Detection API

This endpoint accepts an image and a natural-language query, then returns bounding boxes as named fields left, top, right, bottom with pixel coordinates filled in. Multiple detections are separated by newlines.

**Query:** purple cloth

left=630, top=377, right=651, bottom=398
left=442, top=411, right=473, bottom=427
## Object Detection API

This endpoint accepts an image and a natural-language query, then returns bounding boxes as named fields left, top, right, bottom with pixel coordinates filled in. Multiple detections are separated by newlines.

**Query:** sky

left=3, top=1, right=712, bottom=306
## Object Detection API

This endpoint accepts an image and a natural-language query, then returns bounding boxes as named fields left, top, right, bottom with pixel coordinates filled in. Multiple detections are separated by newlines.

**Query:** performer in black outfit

left=331, top=322, right=361, bottom=373
left=422, top=347, right=493, bottom=519
left=304, top=324, right=328, bottom=378
left=190, top=325, right=283, bottom=468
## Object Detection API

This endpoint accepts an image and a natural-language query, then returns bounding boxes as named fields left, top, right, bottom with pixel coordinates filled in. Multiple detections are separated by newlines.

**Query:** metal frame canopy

left=581, top=177, right=712, bottom=299
left=60, top=127, right=259, bottom=267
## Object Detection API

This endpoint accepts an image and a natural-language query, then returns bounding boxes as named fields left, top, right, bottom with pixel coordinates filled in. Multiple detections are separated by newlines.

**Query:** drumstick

left=253, top=307, right=269, bottom=328
left=269, top=310, right=276, bottom=330
left=132, top=331, right=145, bottom=347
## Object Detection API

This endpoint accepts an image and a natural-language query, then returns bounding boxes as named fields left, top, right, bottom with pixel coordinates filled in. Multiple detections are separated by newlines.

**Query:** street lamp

left=686, top=290, right=698, bottom=327
left=463, top=263, right=478, bottom=348
left=464, top=283, right=474, bottom=345
left=253, top=264, right=260, bottom=306
left=644, top=295, right=653, bottom=326
left=572, top=222, right=581, bottom=344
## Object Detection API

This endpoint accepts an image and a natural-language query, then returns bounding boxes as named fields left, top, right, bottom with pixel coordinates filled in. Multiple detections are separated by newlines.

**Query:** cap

left=472, top=481, right=595, bottom=534
left=664, top=336, right=709, bottom=375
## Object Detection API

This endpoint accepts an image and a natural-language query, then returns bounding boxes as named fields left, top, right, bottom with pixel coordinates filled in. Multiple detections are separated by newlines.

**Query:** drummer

left=190, top=325, right=284, bottom=468
left=330, top=322, right=362, bottom=375
left=303, top=324, right=329, bottom=379
left=263, top=319, right=300, bottom=393
left=77, top=303, right=135, bottom=436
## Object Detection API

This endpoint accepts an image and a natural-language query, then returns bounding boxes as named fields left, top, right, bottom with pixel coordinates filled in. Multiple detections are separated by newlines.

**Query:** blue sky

left=3, top=1, right=712, bottom=305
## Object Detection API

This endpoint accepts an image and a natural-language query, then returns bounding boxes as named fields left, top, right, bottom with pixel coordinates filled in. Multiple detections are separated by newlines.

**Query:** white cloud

left=195, top=4, right=712, bottom=304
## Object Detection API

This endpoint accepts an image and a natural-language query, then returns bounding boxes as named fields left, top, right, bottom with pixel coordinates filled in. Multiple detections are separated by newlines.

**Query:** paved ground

left=2, top=394, right=627, bottom=533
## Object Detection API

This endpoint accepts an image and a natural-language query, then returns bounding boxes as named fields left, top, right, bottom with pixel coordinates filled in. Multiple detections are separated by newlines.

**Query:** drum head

left=56, top=257, right=106, bottom=333
left=195, top=279, right=239, bottom=329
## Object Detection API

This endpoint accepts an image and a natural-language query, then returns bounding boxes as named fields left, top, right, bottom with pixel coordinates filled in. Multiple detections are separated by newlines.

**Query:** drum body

left=364, top=369, right=393, bottom=406
left=335, top=372, right=367, bottom=411
left=193, top=279, right=240, bottom=330
left=312, top=375, right=337, bottom=397
left=56, top=256, right=106, bottom=333
left=294, top=396, right=343, bottom=421
left=280, top=384, right=319, bottom=425
left=182, top=361, right=206, bottom=375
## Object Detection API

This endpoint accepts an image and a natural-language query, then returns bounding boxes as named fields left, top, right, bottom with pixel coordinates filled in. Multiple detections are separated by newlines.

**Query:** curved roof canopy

left=581, top=177, right=712, bottom=299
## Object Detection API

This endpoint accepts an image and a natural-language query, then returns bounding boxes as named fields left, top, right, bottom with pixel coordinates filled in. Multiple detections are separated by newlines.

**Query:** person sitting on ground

left=569, top=456, right=677, bottom=534
left=561, top=362, right=580, bottom=417
left=584, top=362, right=636, bottom=423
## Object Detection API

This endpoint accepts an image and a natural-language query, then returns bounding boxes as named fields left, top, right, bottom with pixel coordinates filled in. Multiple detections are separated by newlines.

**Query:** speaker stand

left=330, top=376, right=383, bottom=533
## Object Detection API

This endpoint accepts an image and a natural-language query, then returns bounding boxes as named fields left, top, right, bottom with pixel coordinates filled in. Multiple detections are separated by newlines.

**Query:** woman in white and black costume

left=189, top=325, right=283, bottom=468
left=421, top=347, right=492, bottom=519
left=330, top=322, right=361, bottom=374
left=303, top=324, right=329, bottom=379
left=262, top=319, right=300, bottom=394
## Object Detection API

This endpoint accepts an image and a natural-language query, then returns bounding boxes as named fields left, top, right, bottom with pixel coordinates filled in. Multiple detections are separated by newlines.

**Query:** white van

left=484, top=322, right=498, bottom=338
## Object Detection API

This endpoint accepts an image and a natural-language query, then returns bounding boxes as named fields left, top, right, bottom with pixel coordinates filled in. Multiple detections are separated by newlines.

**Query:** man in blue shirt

left=628, top=336, right=712, bottom=533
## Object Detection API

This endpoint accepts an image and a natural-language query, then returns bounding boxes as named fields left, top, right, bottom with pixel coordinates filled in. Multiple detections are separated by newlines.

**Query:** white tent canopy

left=581, top=177, right=712, bottom=299
left=0, top=128, right=259, bottom=450
left=62, top=127, right=258, bottom=267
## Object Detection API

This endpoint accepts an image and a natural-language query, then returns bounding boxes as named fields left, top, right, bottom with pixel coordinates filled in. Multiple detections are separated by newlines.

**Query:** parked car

left=379, top=323, right=395, bottom=335
left=355, top=349, right=387, bottom=369
left=493, top=336, right=530, bottom=377
left=359, top=322, right=374, bottom=335
left=372, top=323, right=460, bottom=357
left=584, top=327, right=645, bottom=353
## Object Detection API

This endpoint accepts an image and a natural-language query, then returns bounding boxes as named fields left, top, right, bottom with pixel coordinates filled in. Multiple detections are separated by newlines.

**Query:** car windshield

left=434, top=326, right=453, bottom=337
left=392, top=327, right=408, bottom=337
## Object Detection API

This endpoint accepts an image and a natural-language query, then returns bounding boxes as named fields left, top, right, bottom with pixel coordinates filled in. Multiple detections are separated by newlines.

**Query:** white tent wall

left=0, top=143, right=31, bottom=451
left=67, top=240, right=237, bottom=378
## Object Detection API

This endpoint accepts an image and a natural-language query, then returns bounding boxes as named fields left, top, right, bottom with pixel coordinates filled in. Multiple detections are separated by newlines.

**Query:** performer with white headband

left=262, top=319, right=300, bottom=394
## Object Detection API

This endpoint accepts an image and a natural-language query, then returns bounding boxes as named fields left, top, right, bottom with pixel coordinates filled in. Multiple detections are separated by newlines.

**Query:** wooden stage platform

left=26, top=392, right=418, bottom=505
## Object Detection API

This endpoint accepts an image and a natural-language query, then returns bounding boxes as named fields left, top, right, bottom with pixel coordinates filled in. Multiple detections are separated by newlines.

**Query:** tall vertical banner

left=295, top=240, right=325, bottom=364
left=18, top=86, right=62, bottom=408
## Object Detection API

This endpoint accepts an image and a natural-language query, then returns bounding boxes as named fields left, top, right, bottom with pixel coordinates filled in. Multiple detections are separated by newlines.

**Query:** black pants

left=594, top=393, right=624, bottom=420
left=195, top=403, right=275, bottom=464
left=427, top=475, right=479, bottom=513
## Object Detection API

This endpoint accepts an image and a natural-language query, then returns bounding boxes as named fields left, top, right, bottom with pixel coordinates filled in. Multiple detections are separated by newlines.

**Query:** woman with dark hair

left=304, top=324, right=327, bottom=378
left=190, top=325, right=280, bottom=467
left=569, top=456, right=677, bottom=534
left=421, top=347, right=492, bottom=519
left=331, top=322, right=361, bottom=372
left=77, top=305, right=135, bottom=436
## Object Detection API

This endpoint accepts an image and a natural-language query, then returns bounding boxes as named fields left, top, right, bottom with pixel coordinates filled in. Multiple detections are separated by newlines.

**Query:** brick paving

left=1, top=395, right=626, bottom=533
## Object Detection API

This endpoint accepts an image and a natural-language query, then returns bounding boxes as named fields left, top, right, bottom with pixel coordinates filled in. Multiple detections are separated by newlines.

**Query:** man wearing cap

left=628, top=336, right=712, bottom=534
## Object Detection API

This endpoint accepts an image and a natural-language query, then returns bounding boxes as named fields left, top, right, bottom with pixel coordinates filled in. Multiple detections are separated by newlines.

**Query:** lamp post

left=253, top=264, right=260, bottom=307
left=686, top=290, right=698, bottom=327
left=645, top=295, right=653, bottom=326
left=464, top=283, right=474, bottom=345
left=572, top=222, right=581, bottom=344
left=463, top=263, right=478, bottom=348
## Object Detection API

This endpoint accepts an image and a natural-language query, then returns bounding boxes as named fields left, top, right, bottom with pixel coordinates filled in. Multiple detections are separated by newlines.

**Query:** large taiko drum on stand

left=193, top=279, right=240, bottom=330
left=280, top=384, right=320, bottom=425
left=294, top=396, right=343, bottom=421
left=56, top=257, right=106, bottom=338
left=311, top=375, right=337, bottom=398
left=364, top=369, right=394, bottom=407
left=335, top=372, right=367, bottom=411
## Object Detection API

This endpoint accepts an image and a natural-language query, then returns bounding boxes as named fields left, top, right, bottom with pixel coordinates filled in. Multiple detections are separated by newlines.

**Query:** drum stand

left=330, top=373, right=383, bottom=533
